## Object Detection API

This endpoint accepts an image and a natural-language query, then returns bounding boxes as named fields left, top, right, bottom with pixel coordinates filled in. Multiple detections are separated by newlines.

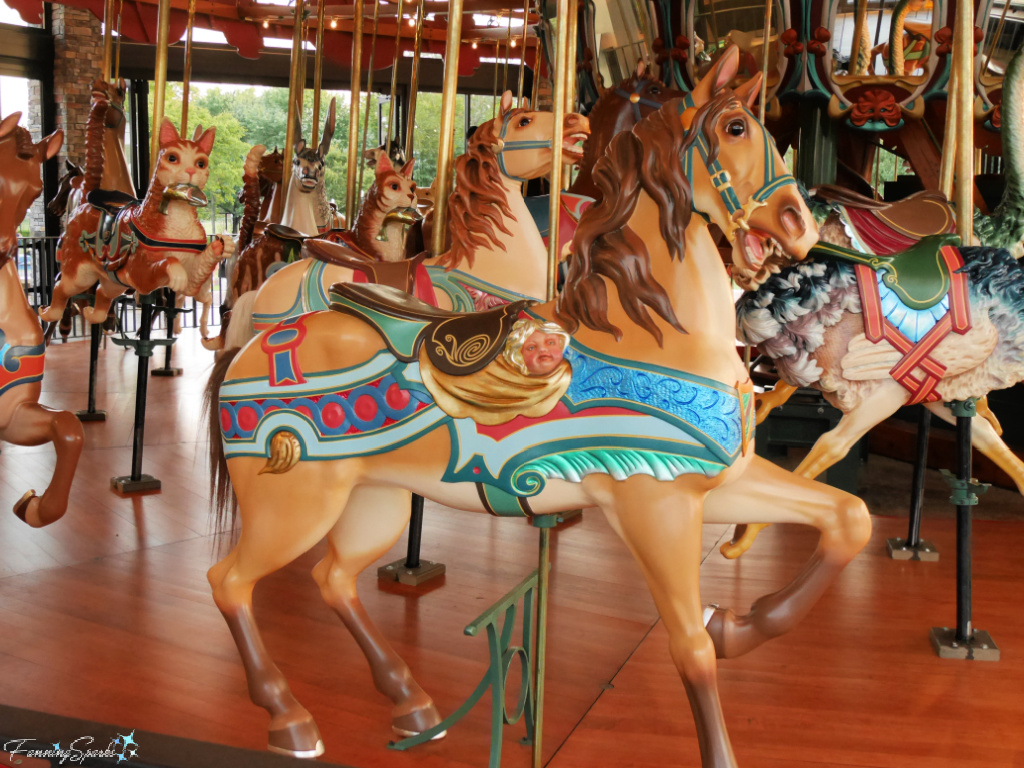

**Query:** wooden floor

left=1, top=331, right=1023, bottom=768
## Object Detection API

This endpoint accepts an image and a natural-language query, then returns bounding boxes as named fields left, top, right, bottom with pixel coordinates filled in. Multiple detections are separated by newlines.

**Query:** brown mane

left=557, top=92, right=740, bottom=344
left=436, top=109, right=527, bottom=270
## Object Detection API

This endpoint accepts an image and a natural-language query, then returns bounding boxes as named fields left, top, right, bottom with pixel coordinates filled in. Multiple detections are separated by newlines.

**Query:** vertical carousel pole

left=561, top=0, right=577, bottom=190
left=76, top=314, right=107, bottom=422
left=101, top=0, right=115, bottom=81
left=929, top=0, right=998, bottom=662
left=758, top=0, right=772, bottom=123
left=358, top=0, right=382, bottom=196
left=887, top=406, right=939, bottom=560
left=532, top=3, right=570, bottom=765
left=148, top=0, right=171, bottom=174
left=405, top=2, right=425, bottom=160
left=346, top=0, right=365, bottom=223
left=430, top=0, right=465, bottom=256
left=385, top=0, right=405, bottom=147
left=282, top=0, right=306, bottom=198
left=516, top=0, right=530, bottom=105
left=312, top=0, right=327, bottom=147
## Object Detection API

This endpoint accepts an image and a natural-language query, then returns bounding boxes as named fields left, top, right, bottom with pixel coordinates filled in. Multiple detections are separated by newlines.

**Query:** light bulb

left=471, top=41, right=478, bottom=49
left=409, top=16, right=415, bottom=26
left=510, top=39, right=516, bottom=47
left=330, top=17, right=337, bottom=27
left=262, top=19, right=269, bottom=28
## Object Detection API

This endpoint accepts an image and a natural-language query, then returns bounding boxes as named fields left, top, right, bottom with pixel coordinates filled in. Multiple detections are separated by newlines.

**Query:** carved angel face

left=155, top=118, right=214, bottom=191
left=521, top=331, right=566, bottom=376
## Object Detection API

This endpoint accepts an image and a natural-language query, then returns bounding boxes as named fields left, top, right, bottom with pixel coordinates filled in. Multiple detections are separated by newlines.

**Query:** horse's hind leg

left=600, top=477, right=736, bottom=768
left=4, top=402, right=84, bottom=527
left=312, top=485, right=443, bottom=737
left=704, top=455, right=871, bottom=659
left=208, top=460, right=354, bottom=758
left=926, top=400, right=1024, bottom=495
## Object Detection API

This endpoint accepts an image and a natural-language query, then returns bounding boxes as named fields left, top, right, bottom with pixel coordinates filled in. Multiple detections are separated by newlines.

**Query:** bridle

left=491, top=109, right=555, bottom=183
left=614, top=80, right=669, bottom=122
left=679, top=95, right=796, bottom=238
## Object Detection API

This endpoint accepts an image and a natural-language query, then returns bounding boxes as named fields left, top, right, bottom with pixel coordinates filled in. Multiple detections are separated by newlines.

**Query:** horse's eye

left=518, top=117, right=532, bottom=127
left=649, top=86, right=660, bottom=95
left=726, top=119, right=746, bottom=137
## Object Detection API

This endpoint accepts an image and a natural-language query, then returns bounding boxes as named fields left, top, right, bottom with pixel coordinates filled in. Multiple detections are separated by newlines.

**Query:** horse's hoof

left=267, top=719, right=324, bottom=759
left=393, top=704, right=445, bottom=739
left=13, top=491, right=38, bottom=526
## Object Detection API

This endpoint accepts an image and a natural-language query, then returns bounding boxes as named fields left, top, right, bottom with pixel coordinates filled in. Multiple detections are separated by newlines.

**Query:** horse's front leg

left=704, top=455, right=871, bottom=658
left=596, top=475, right=736, bottom=768
left=4, top=401, right=84, bottom=527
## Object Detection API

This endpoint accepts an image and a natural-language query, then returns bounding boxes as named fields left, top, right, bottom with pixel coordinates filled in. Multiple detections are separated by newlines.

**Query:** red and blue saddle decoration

left=0, top=331, right=44, bottom=397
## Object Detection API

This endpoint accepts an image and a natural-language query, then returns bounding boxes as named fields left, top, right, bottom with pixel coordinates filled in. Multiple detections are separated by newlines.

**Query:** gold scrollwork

left=433, top=332, right=492, bottom=368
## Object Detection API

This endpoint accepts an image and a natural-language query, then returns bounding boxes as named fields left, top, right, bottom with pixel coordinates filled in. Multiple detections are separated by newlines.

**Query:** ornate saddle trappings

left=83, top=190, right=141, bottom=272
left=330, top=282, right=533, bottom=376
left=306, top=240, right=438, bottom=305
left=267, top=223, right=307, bottom=242
left=87, top=189, right=138, bottom=216
left=809, top=233, right=961, bottom=310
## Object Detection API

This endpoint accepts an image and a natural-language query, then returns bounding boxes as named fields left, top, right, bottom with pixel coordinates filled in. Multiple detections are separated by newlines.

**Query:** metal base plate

left=886, top=537, right=939, bottom=561
left=151, top=367, right=183, bottom=377
left=378, top=559, right=446, bottom=586
left=111, top=474, right=162, bottom=494
left=929, top=627, right=1000, bottom=661
left=75, top=409, right=107, bottom=422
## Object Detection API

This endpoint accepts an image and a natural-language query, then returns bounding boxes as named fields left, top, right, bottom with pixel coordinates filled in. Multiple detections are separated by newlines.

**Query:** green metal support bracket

left=948, top=398, right=977, bottom=419
left=109, top=293, right=181, bottom=357
left=939, top=469, right=989, bottom=507
left=389, top=569, right=540, bottom=767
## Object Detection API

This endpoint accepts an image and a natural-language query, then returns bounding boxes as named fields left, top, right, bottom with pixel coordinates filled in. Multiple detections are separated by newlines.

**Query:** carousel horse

left=205, top=48, right=870, bottom=766
left=280, top=97, right=338, bottom=235
left=234, top=145, right=284, bottom=227
left=39, top=115, right=232, bottom=325
left=0, top=113, right=83, bottom=528
left=223, top=91, right=589, bottom=352
left=209, top=148, right=420, bottom=351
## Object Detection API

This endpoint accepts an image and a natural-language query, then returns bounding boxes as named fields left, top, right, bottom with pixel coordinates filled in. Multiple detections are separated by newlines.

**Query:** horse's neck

left=437, top=176, right=548, bottom=299
left=562, top=192, right=745, bottom=384
left=101, top=125, right=134, bottom=197
left=267, top=183, right=284, bottom=224
left=0, top=258, right=40, bottom=345
left=314, top=179, right=332, bottom=230
left=281, top=178, right=319, bottom=235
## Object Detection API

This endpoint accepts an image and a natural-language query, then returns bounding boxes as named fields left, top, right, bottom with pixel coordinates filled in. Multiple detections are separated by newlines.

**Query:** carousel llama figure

left=205, top=48, right=871, bottom=767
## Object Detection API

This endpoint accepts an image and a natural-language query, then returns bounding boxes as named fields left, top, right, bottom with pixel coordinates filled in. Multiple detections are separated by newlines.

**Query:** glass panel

left=831, top=0, right=934, bottom=78
left=693, top=0, right=782, bottom=87
left=979, top=0, right=1024, bottom=84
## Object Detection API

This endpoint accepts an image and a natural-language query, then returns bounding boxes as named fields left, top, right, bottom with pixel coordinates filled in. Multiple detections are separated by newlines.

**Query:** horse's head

left=365, top=151, right=417, bottom=216
left=260, top=146, right=285, bottom=185
left=682, top=46, right=817, bottom=289
left=291, top=97, right=336, bottom=194
left=473, top=91, right=590, bottom=183
left=608, top=60, right=686, bottom=122
left=152, top=119, right=215, bottom=205
left=90, top=78, right=127, bottom=130
left=0, top=113, right=62, bottom=254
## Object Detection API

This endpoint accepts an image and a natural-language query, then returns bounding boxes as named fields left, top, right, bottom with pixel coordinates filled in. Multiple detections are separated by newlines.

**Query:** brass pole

left=386, top=0, right=405, bottom=146
left=940, top=66, right=957, bottom=199
left=562, top=0, right=577, bottom=188
left=149, top=0, right=172, bottom=174
left=492, top=38, right=500, bottom=117
left=759, top=0, right=772, bottom=122
left=954, top=0, right=974, bottom=243
left=532, top=524, right=552, bottom=768
left=312, top=0, right=327, bottom=146
left=405, top=2, right=425, bottom=159
left=516, top=0, right=530, bottom=104
left=546, top=0, right=569, bottom=303
left=114, top=0, right=124, bottom=79
left=358, top=0, right=382, bottom=196
left=850, top=0, right=868, bottom=75
left=181, top=0, right=197, bottom=136
left=983, top=0, right=1011, bottom=75
left=346, top=0, right=365, bottom=222
left=102, top=0, right=115, bottom=82
left=531, top=33, right=542, bottom=108
left=430, top=0, right=466, bottom=255
left=502, top=13, right=514, bottom=96
left=282, top=0, right=306, bottom=195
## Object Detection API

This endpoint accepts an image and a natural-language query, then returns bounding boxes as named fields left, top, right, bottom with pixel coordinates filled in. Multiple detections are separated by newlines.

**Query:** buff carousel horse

left=0, top=114, right=84, bottom=527
left=204, top=48, right=870, bottom=766
left=221, top=91, right=590, bottom=353
left=38, top=115, right=232, bottom=326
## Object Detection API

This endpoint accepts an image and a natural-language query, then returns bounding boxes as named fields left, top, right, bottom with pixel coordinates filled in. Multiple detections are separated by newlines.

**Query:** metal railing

left=16, top=235, right=230, bottom=340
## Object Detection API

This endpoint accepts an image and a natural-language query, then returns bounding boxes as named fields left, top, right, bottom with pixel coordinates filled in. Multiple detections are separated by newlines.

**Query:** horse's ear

left=158, top=118, right=180, bottom=148
left=40, top=129, right=63, bottom=160
left=375, top=151, right=394, bottom=175
left=319, top=97, right=337, bottom=158
left=522, top=97, right=531, bottom=110
left=689, top=45, right=741, bottom=106
left=634, top=59, right=646, bottom=79
left=499, top=90, right=514, bottom=116
left=0, top=112, right=20, bottom=141
left=400, top=158, right=415, bottom=178
left=195, top=125, right=216, bottom=155
left=733, top=73, right=762, bottom=108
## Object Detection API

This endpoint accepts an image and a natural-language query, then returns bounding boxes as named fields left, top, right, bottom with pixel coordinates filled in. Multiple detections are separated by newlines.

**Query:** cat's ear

left=159, top=118, right=180, bottom=148
left=375, top=152, right=394, bottom=176
left=195, top=125, right=217, bottom=155
left=399, top=158, right=415, bottom=178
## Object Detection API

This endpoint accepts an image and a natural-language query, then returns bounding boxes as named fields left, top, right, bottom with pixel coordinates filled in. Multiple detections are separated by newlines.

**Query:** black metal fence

left=16, top=235, right=230, bottom=340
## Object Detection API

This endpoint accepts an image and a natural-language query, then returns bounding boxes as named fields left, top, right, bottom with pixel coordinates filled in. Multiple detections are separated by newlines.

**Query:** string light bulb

left=408, top=16, right=415, bottom=26
left=510, top=39, right=516, bottom=47
left=262, top=18, right=269, bottom=28
left=471, top=41, right=477, bottom=49
left=330, top=17, right=337, bottom=27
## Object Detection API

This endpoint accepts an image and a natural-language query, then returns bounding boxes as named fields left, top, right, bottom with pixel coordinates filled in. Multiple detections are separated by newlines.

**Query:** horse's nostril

left=780, top=206, right=805, bottom=238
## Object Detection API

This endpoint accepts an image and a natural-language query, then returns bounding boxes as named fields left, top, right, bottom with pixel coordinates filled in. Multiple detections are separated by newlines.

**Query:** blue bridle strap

left=615, top=82, right=672, bottom=122
left=494, top=110, right=555, bottom=183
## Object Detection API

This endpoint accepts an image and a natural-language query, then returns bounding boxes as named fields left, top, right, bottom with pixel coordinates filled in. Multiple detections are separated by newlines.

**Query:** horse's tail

left=238, top=145, right=266, bottom=253
left=205, top=346, right=241, bottom=541
left=81, top=95, right=109, bottom=198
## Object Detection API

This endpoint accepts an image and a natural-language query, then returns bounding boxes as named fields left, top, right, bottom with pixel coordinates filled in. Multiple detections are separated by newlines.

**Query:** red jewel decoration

left=386, top=382, right=411, bottom=410
left=220, top=407, right=233, bottom=432
left=321, top=401, right=346, bottom=429
left=237, top=405, right=259, bottom=432
left=353, top=394, right=377, bottom=422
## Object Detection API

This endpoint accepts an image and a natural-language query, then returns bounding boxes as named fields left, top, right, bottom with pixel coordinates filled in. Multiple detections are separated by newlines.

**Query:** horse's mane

left=557, top=92, right=739, bottom=344
left=436, top=109, right=526, bottom=270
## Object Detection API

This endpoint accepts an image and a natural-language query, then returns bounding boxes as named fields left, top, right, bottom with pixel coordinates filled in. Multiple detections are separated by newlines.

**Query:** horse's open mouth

left=735, top=229, right=788, bottom=289
left=561, top=133, right=588, bottom=163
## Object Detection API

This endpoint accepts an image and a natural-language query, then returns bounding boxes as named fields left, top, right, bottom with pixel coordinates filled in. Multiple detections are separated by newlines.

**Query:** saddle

left=808, top=233, right=962, bottom=310
left=305, top=239, right=424, bottom=294
left=330, top=282, right=533, bottom=376
left=87, top=189, right=139, bottom=216
left=84, top=190, right=142, bottom=272
left=267, top=223, right=307, bottom=242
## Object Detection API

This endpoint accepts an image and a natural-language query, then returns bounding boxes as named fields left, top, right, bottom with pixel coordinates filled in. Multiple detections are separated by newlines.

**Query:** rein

left=680, top=96, right=796, bottom=237
left=492, top=110, right=554, bottom=183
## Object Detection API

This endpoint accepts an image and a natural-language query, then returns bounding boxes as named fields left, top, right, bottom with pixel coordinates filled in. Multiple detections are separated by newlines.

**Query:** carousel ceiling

left=2, top=0, right=539, bottom=75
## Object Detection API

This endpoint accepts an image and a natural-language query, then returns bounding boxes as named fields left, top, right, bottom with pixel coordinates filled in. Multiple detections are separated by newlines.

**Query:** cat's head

left=153, top=119, right=215, bottom=192
left=368, top=153, right=416, bottom=214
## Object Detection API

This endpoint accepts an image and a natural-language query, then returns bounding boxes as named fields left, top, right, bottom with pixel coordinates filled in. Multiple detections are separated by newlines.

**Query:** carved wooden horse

left=0, top=114, right=83, bottom=527
left=226, top=92, right=589, bottom=350
left=205, top=49, right=870, bottom=766
left=280, top=97, right=338, bottom=235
